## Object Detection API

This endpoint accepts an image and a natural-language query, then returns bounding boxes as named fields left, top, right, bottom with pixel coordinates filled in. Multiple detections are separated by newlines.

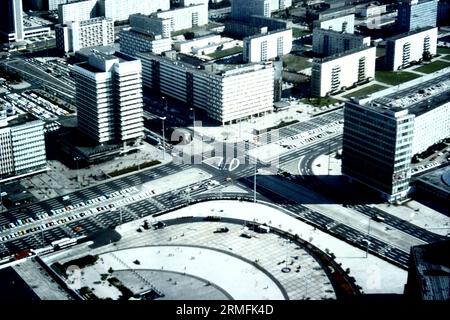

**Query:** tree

left=184, top=32, right=195, bottom=40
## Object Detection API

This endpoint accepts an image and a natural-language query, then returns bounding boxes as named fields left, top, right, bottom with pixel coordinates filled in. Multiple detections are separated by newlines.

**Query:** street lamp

left=162, top=96, right=168, bottom=112
left=158, top=116, right=167, bottom=160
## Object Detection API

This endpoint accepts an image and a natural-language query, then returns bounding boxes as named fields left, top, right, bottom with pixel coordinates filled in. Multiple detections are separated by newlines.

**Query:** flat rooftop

left=366, top=73, right=450, bottom=116
left=416, top=166, right=450, bottom=194
left=75, top=51, right=137, bottom=73
left=313, top=45, right=372, bottom=63
left=137, top=51, right=268, bottom=77
left=385, top=26, right=436, bottom=42
left=1, top=112, right=40, bottom=128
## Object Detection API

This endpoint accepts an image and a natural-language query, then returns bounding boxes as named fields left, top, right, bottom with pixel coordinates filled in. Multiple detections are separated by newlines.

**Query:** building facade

left=385, top=27, right=438, bottom=71
left=311, top=46, right=376, bottom=97
left=58, top=0, right=170, bottom=23
left=231, top=0, right=271, bottom=22
left=120, top=31, right=173, bottom=56
left=0, top=0, right=24, bottom=42
left=312, top=28, right=371, bottom=56
left=137, top=52, right=274, bottom=124
left=342, top=72, right=450, bottom=201
left=73, top=52, right=144, bottom=146
left=397, top=0, right=438, bottom=32
left=156, top=4, right=208, bottom=32
left=129, top=14, right=171, bottom=39
left=56, top=17, right=114, bottom=53
left=0, top=113, right=46, bottom=181
left=243, top=29, right=293, bottom=63
left=270, top=0, right=293, bottom=12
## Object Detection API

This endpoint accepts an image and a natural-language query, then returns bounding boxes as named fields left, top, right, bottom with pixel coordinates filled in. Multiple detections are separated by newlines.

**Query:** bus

left=51, top=237, right=77, bottom=250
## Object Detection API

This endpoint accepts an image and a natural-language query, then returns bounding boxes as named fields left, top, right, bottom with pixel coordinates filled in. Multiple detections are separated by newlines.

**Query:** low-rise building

left=243, top=29, right=292, bottom=63
left=55, top=17, right=114, bottom=53
left=385, top=27, right=438, bottom=71
left=311, top=46, right=376, bottom=97
left=312, top=28, right=370, bottom=56
left=136, top=51, right=274, bottom=124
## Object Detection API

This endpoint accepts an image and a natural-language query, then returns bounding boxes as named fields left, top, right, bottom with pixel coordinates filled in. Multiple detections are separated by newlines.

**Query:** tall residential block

left=311, top=46, right=376, bottom=97
left=156, top=4, right=208, bottom=32
left=243, top=29, right=292, bottom=63
left=56, top=17, right=114, bottom=53
left=73, top=51, right=144, bottom=146
left=385, top=27, right=438, bottom=71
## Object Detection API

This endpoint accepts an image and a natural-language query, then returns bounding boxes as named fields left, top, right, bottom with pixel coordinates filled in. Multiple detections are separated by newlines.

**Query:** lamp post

left=190, top=107, right=196, bottom=131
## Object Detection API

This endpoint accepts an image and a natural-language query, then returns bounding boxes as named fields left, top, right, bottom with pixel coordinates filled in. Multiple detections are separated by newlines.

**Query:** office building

left=231, top=0, right=271, bottom=22
left=313, top=13, right=355, bottom=34
left=342, top=72, right=450, bottom=201
left=385, top=27, right=437, bottom=71
left=136, top=51, right=274, bottom=124
left=311, top=46, right=376, bottom=97
left=73, top=51, right=144, bottom=146
left=56, top=17, right=114, bottom=53
left=0, top=0, right=24, bottom=42
left=312, top=28, right=371, bottom=56
left=397, top=0, right=438, bottom=33
left=415, top=167, right=450, bottom=209
left=0, top=110, right=47, bottom=181
left=243, top=29, right=292, bottom=63
left=156, top=4, right=208, bottom=32
left=58, top=0, right=98, bottom=24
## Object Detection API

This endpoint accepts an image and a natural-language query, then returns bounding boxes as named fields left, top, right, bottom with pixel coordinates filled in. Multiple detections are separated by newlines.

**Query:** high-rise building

left=342, top=72, right=450, bottom=201
left=136, top=51, right=274, bottom=124
left=129, top=14, right=172, bottom=39
left=397, top=0, right=438, bottom=32
left=0, top=0, right=24, bottom=42
left=73, top=51, right=144, bottom=146
left=98, top=0, right=170, bottom=23
left=231, top=0, right=271, bottom=22
left=270, top=0, right=292, bottom=12
left=243, top=29, right=292, bottom=63
left=55, top=17, right=114, bottom=53
left=312, top=28, right=371, bottom=56
left=58, top=0, right=98, bottom=24
left=0, top=110, right=47, bottom=181
left=311, top=46, right=376, bottom=97
left=385, top=27, right=437, bottom=71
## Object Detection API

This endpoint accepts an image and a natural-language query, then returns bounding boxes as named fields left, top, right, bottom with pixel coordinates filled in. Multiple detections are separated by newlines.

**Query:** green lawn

left=442, top=55, right=450, bottom=61
left=375, top=71, right=421, bottom=85
left=414, top=60, right=450, bottom=74
left=437, top=47, right=450, bottom=55
left=343, top=84, right=388, bottom=99
left=207, top=46, right=243, bottom=59
left=283, top=54, right=312, bottom=72
left=301, top=97, right=340, bottom=106
left=292, top=28, right=311, bottom=38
